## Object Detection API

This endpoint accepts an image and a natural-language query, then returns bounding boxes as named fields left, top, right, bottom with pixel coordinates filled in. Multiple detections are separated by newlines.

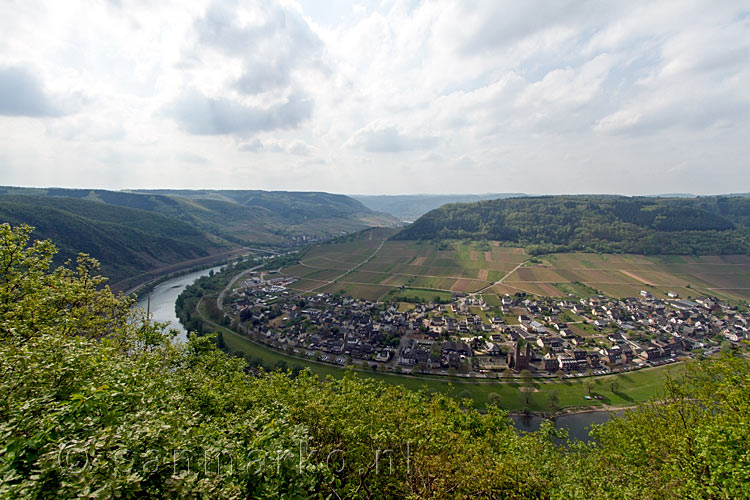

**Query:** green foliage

left=2, top=223, right=749, bottom=499
left=394, top=195, right=750, bottom=255
left=0, top=196, right=223, bottom=284
left=0, top=224, right=561, bottom=498
left=558, top=354, right=750, bottom=499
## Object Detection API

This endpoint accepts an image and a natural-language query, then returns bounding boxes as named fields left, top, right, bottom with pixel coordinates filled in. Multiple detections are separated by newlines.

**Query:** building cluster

left=225, top=273, right=750, bottom=378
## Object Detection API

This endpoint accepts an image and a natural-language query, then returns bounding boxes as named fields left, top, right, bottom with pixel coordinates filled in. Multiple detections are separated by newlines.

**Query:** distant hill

left=0, top=187, right=397, bottom=245
left=133, top=189, right=398, bottom=242
left=136, top=189, right=380, bottom=222
left=352, top=193, right=526, bottom=221
left=0, top=187, right=398, bottom=288
left=394, top=195, right=750, bottom=255
left=0, top=195, right=230, bottom=286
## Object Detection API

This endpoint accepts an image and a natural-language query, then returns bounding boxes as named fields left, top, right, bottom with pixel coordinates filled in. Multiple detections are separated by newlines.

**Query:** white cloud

left=165, top=88, right=313, bottom=135
left=238, top=137, right=315, bottom=155
left=347, top=122, right=439, bottom=153
left=0, top=0, right=748, bottom=194
left=0, top=65, right=72, bottom=117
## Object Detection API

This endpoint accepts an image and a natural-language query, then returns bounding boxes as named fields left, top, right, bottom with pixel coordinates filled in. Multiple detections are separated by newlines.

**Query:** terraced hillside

left=504, top=253, right=750, bottom=302
left=281, top=229, right=750, bottom=303
left=281, top=229, right=526, bottom=300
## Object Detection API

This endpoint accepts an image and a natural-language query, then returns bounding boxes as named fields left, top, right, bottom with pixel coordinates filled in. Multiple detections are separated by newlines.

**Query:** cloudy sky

left=1, top=0, right=748, bottom=195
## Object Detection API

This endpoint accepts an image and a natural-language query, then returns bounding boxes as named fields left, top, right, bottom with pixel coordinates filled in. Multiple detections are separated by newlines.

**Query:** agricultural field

left=281, top=229, right=750, bottom=304
left=513, top=253, right=750, bottom=302
left=281, top=229, right=529, bottom=300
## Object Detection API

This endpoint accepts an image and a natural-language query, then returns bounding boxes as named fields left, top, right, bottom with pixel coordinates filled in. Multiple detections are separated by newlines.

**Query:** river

left=134, top=265, right=224, bottom=343
left=509, top=410, right=624, bottom=442
left=136, top=266, right=619, bottom=438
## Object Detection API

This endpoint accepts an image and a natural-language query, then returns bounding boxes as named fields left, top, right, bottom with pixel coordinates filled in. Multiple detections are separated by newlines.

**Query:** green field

left=225, top=325, right=676, bottom=411
left=282, top=230, right=750, bottom=304
left=533, top=253, right=750, bottom=302
left=284, top=229, right=529, bottom=300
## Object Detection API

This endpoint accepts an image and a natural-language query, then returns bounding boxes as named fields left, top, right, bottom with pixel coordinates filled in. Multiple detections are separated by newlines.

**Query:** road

left=216, top=264, right=264, bottom=313
left=118, top=247, right=252, bottom=296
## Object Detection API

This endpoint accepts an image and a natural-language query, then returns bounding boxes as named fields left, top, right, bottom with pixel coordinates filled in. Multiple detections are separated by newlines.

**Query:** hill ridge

left=393, top=195, right=750, bottom=255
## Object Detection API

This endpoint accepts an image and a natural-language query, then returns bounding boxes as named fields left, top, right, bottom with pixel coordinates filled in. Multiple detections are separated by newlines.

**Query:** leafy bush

left=2, top=223, right=748, bottom=499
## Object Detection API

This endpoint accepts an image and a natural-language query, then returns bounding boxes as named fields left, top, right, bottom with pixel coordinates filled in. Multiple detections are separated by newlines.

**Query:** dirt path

left=473, top=258, right=530, bottom=295
left=308, top=238, right=387, bottom=292
left=619, top=270, right=657, bottom=286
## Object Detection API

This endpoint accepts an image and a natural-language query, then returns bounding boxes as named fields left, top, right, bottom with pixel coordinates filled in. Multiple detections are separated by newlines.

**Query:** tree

left=568, top=354, right=750, bottom=499
left=548, top=390, right=559, bottom=410
left=523, top=387, right=532, bottom=407
left=487, top=392, right=502, bottom=408
left=610, top=379, right=620, bottom=393
left=274, top=359, right=289, bottom=372
left=457, top=390, right=473, bottom=404
left=585, top=380, right=594, bottom=395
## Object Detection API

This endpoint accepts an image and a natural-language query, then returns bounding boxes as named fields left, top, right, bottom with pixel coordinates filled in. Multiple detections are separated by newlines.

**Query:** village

left=223, top=272, right=750, bottom=379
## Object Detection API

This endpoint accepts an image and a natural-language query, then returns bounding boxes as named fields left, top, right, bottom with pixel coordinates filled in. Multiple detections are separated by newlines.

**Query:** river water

left=510, top=410, right=624, bottom=442
left=136, top=266, right=620, bottom=438
left=134, top=265, right=223, bottom=343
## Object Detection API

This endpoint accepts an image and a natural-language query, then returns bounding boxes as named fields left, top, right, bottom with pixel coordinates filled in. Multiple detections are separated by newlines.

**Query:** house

left=638, top=346, right=664, bottom=361
left=587, top=354, right=601, bottom=367
left=529, top=320, right=545, bottom=333
left=536, top=336, right=564, bottom=352
left=542, top=353, right=559, bottom=372
left=558, top=357, right=578, bottom=371
left=485, top=341, right=502, bottom=356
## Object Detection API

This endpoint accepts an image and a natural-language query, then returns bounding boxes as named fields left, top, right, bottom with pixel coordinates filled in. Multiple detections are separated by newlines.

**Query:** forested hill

left=0, top=195, right=229, bottom=285
left=393, top=195, right=750, bottom=255
left=0, top=187, right=397, bottom=245
left=0, top=187, right=398, bottom=288
left=133, top=189, right=381, bottom=223
left=353, top=193, right=526, bottom=221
